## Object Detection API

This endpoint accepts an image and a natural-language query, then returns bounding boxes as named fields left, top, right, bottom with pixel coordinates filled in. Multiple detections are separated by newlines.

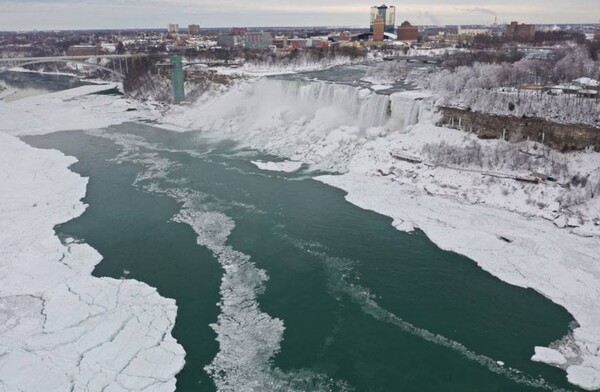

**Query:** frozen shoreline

left=0, top=86, right=185, bottom=391
left=316, top=172, right=600, bottom=390
left=0, top=84, right=159, bottom=135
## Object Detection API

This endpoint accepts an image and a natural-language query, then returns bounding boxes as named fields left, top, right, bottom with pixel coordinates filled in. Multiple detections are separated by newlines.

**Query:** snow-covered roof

left=573, top=77, right=599, bottom=87
left=552, top=84, right=582, bottom=91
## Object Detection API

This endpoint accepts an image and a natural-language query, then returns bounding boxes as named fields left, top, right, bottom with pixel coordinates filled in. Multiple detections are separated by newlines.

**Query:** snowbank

left=0, top=84, right=158, bottom=136
left=0, top=132, right=185, bottom=391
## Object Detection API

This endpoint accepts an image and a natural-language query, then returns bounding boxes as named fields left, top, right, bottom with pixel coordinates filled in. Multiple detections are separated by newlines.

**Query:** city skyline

left=0, top=0, right=599, bottom=31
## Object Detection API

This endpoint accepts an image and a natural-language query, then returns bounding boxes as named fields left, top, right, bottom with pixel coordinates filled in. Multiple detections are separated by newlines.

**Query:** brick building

left=396, top=21, right=418, bottom=42
left=506, top=21, right=536, bottom=41
left=373, top=15, right=385, bottom=42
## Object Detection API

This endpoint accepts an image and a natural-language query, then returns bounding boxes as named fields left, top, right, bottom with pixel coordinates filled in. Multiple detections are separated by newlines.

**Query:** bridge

left=0, top=54, right=186, bottom=103
left=383, top=55, right=443, bottom=64
left=0, top=54, right=154, bottom=79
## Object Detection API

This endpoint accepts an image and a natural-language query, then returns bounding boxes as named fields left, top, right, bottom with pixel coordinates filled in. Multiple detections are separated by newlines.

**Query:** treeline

left=427, top=47, right=600, bottom=125
left=439, top=46, right=600, bottom=83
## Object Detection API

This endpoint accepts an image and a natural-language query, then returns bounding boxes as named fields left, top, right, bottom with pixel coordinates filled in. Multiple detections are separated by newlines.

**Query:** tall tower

left=370, top=5, right=396, bottom=33
left=373, top=15, right=385, bottom=41
left=170, top=55, right=185, bottom=104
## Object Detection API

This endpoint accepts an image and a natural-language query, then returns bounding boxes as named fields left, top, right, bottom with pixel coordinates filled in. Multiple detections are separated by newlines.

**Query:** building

left=457, top=26, right=491, bottom=37
left=396, top=21, right=418, bottom=42
left=288, top=38, right=310, bottom=49
left=188, top=24, right=200, bottom=36
left=272, top=35, right=289, bottom=49
left=216, top=34, right=241, bottom=48
left=506, top=21, right=536, bottom=41
left=372, top=15, right=385, bottom=42
left=243, top=32, right=273, bottom=49
left=370, top=5, right=396, bottom=34
left=167, top=24, right=179, bottom=34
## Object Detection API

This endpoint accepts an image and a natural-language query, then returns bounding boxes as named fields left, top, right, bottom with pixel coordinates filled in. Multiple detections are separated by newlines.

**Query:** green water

left=0, top=71, right=89, bottom=92
left=26, top=123, right=581, bottom=392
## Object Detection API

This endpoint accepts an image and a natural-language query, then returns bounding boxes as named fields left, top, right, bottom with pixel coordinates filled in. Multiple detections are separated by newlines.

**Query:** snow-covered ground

left=0, top=84, right=159, bottom=135
left=161, top=78, right=600, bottom=391
left=0, top=86, right=185, bottom=391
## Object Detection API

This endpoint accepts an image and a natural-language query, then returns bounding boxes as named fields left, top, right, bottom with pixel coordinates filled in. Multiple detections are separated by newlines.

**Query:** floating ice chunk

left=532, top=347, right=567, bottom=366
left=392, top=219, right=415, bottom=233
left=252, top=160, right=303, bottom=173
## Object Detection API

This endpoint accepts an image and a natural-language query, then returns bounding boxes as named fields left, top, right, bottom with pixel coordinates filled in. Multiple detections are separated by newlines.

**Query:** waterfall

left=174, top=78, right=432, bottom=171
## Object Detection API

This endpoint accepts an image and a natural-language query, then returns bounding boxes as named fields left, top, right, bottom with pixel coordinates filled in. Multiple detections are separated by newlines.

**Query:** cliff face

left=438, top=107, right=600, bottom=152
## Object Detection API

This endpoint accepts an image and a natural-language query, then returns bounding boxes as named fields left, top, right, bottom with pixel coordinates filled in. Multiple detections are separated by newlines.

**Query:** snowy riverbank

left=0, top=86, right=185, bottom=391
left=161, top=78, right=600, bottom=391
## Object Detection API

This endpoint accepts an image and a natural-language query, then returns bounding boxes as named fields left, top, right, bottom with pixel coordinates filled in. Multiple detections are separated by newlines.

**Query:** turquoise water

left=26, top=123, right=581, bottom=392
left=0, top=70, right=88, bottom=92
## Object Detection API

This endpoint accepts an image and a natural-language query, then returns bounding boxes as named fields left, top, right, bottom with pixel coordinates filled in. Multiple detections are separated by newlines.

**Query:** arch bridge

left=0, top=54, right=151, bottom=80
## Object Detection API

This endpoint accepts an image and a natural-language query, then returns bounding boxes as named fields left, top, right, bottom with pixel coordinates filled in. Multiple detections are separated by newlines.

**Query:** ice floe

left=251, top=160, right=303, bottom=173
left=0, top=132, right=185, bottom=391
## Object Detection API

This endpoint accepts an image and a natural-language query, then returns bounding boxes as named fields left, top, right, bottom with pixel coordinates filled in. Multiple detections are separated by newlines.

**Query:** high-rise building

left=372, top=15, right=385, bottom=42
left=370, top=5, right=396, bottom=34
left=167, top=24, right=179, bottom=34
left=217, top=34, right=241, bottom=48
left=243, top=32, right=273, bottom=49
left=188, top=24, right=200, bottom=35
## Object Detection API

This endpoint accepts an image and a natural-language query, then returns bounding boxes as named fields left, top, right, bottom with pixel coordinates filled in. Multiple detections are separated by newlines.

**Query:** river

left=13, top=69, right=585, bottom=392
left=22, top=123, right=579, bottom=392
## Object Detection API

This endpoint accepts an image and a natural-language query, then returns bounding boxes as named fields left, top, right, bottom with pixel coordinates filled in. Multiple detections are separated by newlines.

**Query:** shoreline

left=315, top=171, right=599, bottom=390
left=0, top=86, right=186, bottom=391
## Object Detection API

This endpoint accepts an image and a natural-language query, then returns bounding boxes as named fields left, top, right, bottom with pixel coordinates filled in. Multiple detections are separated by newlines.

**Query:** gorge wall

left=438, top=107, right=600, bottom=152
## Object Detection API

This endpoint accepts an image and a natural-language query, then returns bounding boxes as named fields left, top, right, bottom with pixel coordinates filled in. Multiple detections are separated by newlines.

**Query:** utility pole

left=170, top=55, right=185, bottom=103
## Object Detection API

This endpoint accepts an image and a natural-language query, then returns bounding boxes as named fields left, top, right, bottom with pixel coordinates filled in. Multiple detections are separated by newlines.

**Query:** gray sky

left=0, top=0, right=598, bottom=31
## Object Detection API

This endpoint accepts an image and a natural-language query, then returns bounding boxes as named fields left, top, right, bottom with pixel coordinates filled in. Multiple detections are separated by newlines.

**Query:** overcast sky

left=0, top=0, right=598, bottom=31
